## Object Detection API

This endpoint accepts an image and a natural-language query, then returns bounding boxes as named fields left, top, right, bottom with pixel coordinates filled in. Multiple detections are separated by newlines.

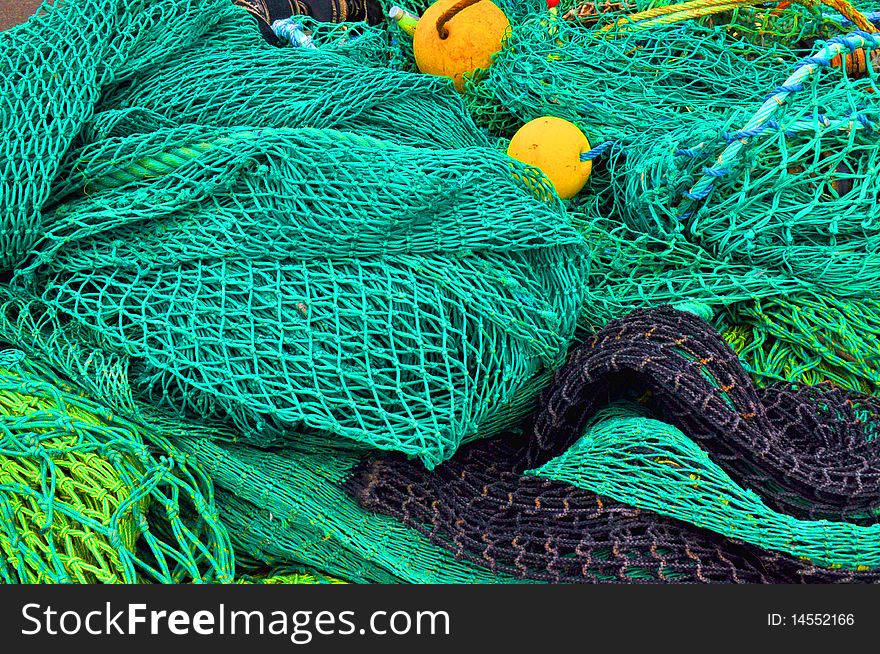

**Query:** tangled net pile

left=1, top=0, right=587, bottom=470
left=2, top=0, right=880, bottom=584
left=564, top=18, right=880, bottom=392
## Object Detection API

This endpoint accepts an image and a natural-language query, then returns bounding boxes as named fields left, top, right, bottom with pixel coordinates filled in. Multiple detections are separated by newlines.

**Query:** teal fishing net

left=530, top=403, right=880, bottom=571
left=3, top=0, right=880, bottom=586
left=588, top=30, right=880, bottom=387
left=613, top=57, right=880, bottom=297
left=172, top=429, right=527, bottom=583
left=98, top=12, right=488, bottom=150
left=542, top=20, right=880, bottom=397
left=0, top=0, right=232, bottom=270
left=462, top=14, right=805, bottom=140
left=1, top=0, right=588, bottom=469
left=0, top=285, right=549, bottom=583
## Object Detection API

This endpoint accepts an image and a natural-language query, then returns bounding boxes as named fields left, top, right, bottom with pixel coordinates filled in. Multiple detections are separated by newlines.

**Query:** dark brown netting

left=528, top=306, right=880, bottom=523
left=352, top=446, right=878, bottom=583
left=347, top=306, right=880, bottom=583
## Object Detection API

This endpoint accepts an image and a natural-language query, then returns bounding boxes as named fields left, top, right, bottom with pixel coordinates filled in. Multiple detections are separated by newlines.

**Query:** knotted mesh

left=4, top=0, right=880, bottom=585
left=172, top=431, right=528, bottom=583
left=2, top=0, right=588, bottom=468
left=531, top=403, right=880, bottom=571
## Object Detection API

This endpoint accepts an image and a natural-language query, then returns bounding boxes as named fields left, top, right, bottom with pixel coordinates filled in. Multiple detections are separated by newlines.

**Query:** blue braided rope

left=720, top=113, right=874, bottom=143
left=681, top=31, right=880, bottom=213
left=580, top=140, right=616, bottom=161
left=764, top=83, right=804, bottom=99
left=723, top=119, right=781, bottom=141
left=271, top=18, right=316, bottom=48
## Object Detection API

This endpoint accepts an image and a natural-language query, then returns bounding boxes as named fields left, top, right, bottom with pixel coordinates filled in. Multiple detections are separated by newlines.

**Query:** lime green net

left=718, top=294, right=880, bottom=394
left=235, top=570, right=346, bottom=584
left=0, top=349, right=234, bottom=584
left=703, top=4, right=858, bottom=46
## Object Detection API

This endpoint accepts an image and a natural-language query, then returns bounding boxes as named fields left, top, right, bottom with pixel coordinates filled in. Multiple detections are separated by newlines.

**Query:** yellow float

left=413, top=0, right=511, bottom=92
left=507, top=116, right=594, bottom=200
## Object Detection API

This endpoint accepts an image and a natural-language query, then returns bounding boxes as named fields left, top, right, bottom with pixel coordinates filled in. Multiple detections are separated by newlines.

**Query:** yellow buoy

left=413, top=0, right=510, bottom=92
left=507, top=117, right=593, bottom=200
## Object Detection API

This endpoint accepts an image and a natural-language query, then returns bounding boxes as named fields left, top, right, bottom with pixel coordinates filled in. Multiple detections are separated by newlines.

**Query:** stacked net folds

left=28, top=125, right=587, bottom=466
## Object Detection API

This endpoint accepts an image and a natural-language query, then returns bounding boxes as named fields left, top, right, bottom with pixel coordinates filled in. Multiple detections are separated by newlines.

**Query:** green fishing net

left=703, top=4, right=856, bottom=47
left=0, top=288, right=544, bottom=583
left=540, top=19, right=880, bottom=394
left=614, top=71, right=879, bottom=296
left=462, top=13, right=805, bottom=140
left=3, top=0, right=880, bottom=587
left=97, top=12, right=489, bottom=151
left=591, top=30, right=879, bottom=381
left=719, top=294, right=880, bottom=394
left=0, top=0, right=229, bottom=270
left=1, top=0, right=588, bottom=469
left=0, top=349, right=234, bottom=584
left=28, top=125, right=585, bottom=466
left=280, top=15, right=395, bottom=67
left=530, top=403, right=880, bottom=572
left=235, top=570, right=346, bottom=584
left=171, top=430, right=526, bottom=583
